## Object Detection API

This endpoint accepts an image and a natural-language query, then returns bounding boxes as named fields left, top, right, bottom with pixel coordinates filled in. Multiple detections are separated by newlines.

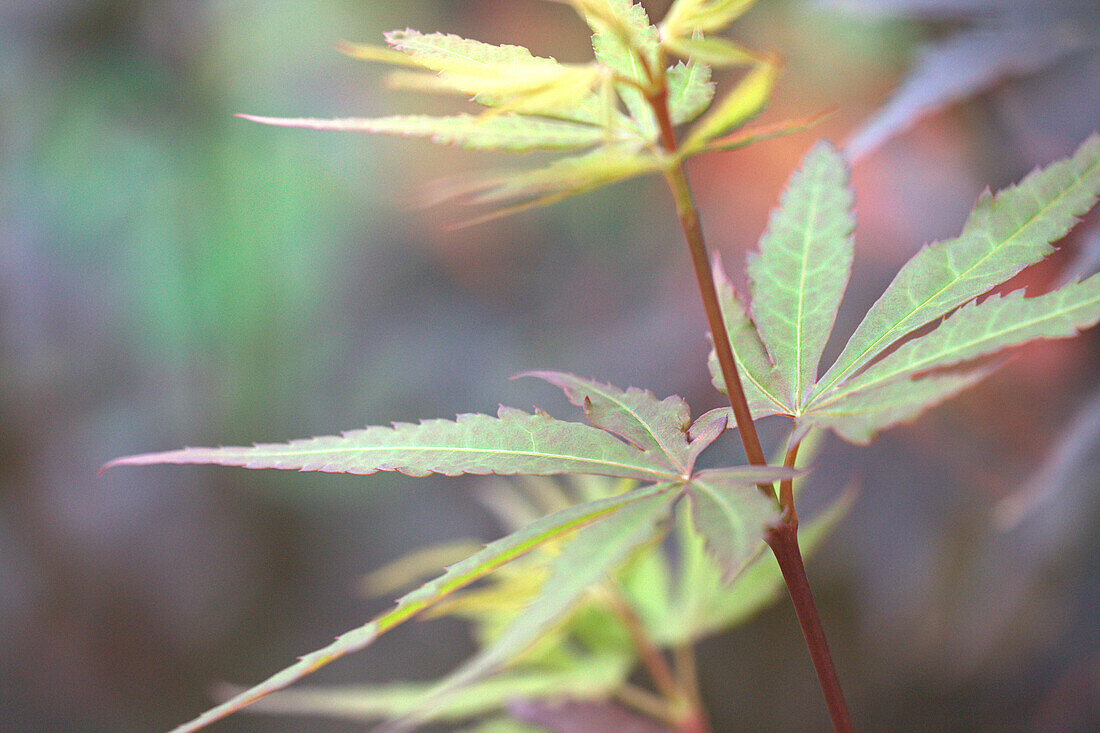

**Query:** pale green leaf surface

left=517, top=370, right=694, bottom=474
left=587, top=0, right=660, bottom=140
left=709, top=257, right=795, bottom=416
left=686, top=467, right=789, bottom=578
left=103, top=406, right=681, bottom=482
left=683, top=60, right=776, bottom=154
left=662, top=0, right=759, bottom=37
left=228, top=652, right=630, bottom=724
left=829, top=275, right=1100, bottom=405
left=162, top=485, right=666, bottom=733
left=816, top=133, right=1100, bottom=398
left=664, top=35, right=757, bottom=67
left=666, top=60, right=715, bottom=125
left=395, top=490, right=674, bottom=730
left=700, top=112, right=831, bottom=154
left=805, top=368, right=994, bottom=444
left=236, top=113, right=607, bottom=152
left=748, top=141, right=855, bottom=409
left=659, top=479, right=854, bottom=643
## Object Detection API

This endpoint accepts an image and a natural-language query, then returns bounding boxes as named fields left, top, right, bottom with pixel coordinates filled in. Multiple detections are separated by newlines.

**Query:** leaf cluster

left=710, top=134, right=1100, bottom=443
left=240, top=0, right=814, bottom=221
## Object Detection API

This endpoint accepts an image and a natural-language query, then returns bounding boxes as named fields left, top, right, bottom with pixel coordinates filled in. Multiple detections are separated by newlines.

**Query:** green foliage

left=711, top=133, right=1100, bottom=443
left=106, top=1, right=1100, bottom=730
left=241, top=0, right=789, bottom=219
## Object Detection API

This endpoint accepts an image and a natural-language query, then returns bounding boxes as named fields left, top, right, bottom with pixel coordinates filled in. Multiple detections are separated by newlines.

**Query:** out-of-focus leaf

left=664, top=35, right=758, bottom=67
left=162, top=485, right=668, bottom=733
left=804, top=367, right=993, bottom=444
left=815, top=133, right=1100, bottom=399
left=359, top=540, right=485, bottom=597
left=832, top=275, right=1100, bottom=402
left=682, top=60, right=776, bottom=154
left=700, top=112, right=832, bottom=153
left=103, top=405, right=683, bottom=482
left=225, top=652, right=630, bottom=724
left=747, top=141, right=855, bottom=409
left=708, top=257, right=795, bottom=417
left=511, top=698, right=672, bottom=733
left=666, top=60, right=715, bottom=125
left=685, top=467, right=791, bottom=577
left=661, top=0, right=760, bottom=38
left=517, top=371, right=696, bottom=474
left=235, top=113, right=609, bottom=152
left=836, top=0, right=1098, bottom=161
left=397, top=489, right=674, bottom=731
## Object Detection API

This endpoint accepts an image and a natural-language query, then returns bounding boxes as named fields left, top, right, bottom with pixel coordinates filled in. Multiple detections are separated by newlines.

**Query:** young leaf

left=585, top=0, right=662, bottom=140
left=826, top=275, right=1100, bottom=407
left=664, top=35, right=758, bottom=68
left=662, top=0, right=760, bottom=38
left=224, top=652, right=631, bottom=724
left=163, top=484, right=668, bottom=733
left=236, top=113, right=609, bottom=152
left=667, top=60, right=716, bottom=125
left=685, top=466, right=791, bottom=577
left=700, top=112, right=833, bottom=154
left=804, top=367, right=994, bottom=445
left=748, top=141, right=855, bottom=409
left=682, top=60, right=777, bottom=154
left=102, top=406, right=682, bottom=483
left=392, top=488, right=674, bottom=730
left=516, top=370, right=696, bottom=474
left=709, top=256, right=796, bottom=416
left=815, top=133, right=1100, bottom=397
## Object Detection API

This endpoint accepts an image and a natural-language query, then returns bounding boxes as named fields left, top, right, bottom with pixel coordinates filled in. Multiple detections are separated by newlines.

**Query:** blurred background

left=1, top=0, right=1098, bottom=730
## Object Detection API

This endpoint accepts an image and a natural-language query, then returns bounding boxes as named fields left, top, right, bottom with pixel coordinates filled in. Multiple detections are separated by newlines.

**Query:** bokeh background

left=2, top=0, right=1098, bottom=730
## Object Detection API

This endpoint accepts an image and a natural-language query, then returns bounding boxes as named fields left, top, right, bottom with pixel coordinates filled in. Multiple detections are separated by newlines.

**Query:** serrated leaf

left=162, top=485, right=666, bottom=733
left=662, top=0, right=760, bottom=37
left=816, top=133, right=1100, bottom=398
left=659, top=478, right=854, bottom=643
left=584, top=0, right=661, bottom=140
left=682, top=60, right=777, bottom=154
left=664, top=35, right=758, bottom=67
left=685, top=467, right=792, bottom=577
left=103, top=405, right=682, bottom=483
left=517, top=370, right=696, bottom=475
left=804, top=367, right=994, bottom=444
left=394, top=489, right=674, bottom=730
left=748, top=141, right=855, bottom=409
left=827, top=275, right=1100, bottom=406
left=228, top=652, right=631, bottom=724
left=709, top=256, right=796, bottom=416
left=236, top=113, right=609, bottom=152
left=666, top=60, right=715, bottom=125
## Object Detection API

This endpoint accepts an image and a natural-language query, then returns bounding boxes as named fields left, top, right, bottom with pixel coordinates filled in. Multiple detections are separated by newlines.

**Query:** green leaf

left=660, top=478, right=854, bottom=643
left=685, top=467, right=790, bottom=578
left=228, top=652, right=631, bottom=724
left=102, top=405, right=682, bottom=483
left=825, top=275, right=1100, bottom=406
left=382, top=30, right=607, bottom=124
left=682, top=60, right=776, bottom=154
left=708, top=256, right=796, bottom=416
left=666, top=60, right=715, bottom=125
left=662, top=0, right=760, bottom=37
left=437, top=146, right=663, bottom=225
left=815, top=133, right=1100, bottom=398
left=517, top=370, right=696, bottom=474
left=700, top=112, right=832, bottom=154
left=585, top=0, right=661, bottom=140
left=235, top=113, right=608, bottom=152
left=804, top=368, right=994, bottom=444
left=161, top=484, right=667, bottom=733
left=664, top=35, right=758, bottom=67
left=396, top=488, right=674, bottom=730
left=748, top=141, right=855, bottom=410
